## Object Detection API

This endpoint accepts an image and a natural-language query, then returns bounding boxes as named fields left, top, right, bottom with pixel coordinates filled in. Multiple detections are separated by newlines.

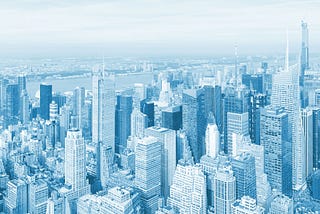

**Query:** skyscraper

left=301, top=108, right=313, bottom=178
left=182, top=88, right=206, bottom=162
left=20, top=90, right=30, bottom=124
left=205, top=114, right=220, bottom=158
left=61, top=128, right=90, bottom=213
left=213, top=166, right=236, bottom=214
left=99, top=143, right=114, bottom=189
left=140, top=99, right=154, bottom=127
left=161, top=105, right=182, bottom=131
left=73, top=87, right=85, bottom=129
left=223, top=86, right=250, bottom=154
left=131, top=108, right=148, bottom=139
left=227, top=111, right=249, bottom=156
left=145, top=127, right=176, bottom=200
left=271, top=41, right=305, bottom=189
left=167, top=162, right=207, bottom=213
left=300, top=21, right=309, bottom=108
left=260, top=106, right=292, bottom=197
left=232, top=152, right=256, bottom=200
left=28, top=179, right=48, bottom=214
left=5, top=84, right=19, bottom=126
left=40, top=83, right=52, bottom=120
left=115, top=93, right=133, bottom=154
left=5, top=179, right=28, bottom=214
left=202, top=85, right=222, bottom=132
left=135, top=136, right=161, bottom=214
left=92, top=69, right=115, bottom=152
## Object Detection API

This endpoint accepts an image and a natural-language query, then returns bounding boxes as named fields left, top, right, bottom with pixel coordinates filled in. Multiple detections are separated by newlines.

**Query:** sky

left=0, top=0, right=319, bottom=57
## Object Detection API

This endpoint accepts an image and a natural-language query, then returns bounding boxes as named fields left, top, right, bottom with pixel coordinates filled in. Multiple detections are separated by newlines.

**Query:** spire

left=285, top=30, right=289, bottom=72
left=102, top=55, right=105, bottom=78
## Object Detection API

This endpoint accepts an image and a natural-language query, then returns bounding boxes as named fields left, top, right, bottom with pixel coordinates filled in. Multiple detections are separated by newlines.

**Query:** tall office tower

left=49, top=101, right=58, bottom=121
left=17, top=74, right=26, bottom=94
left=232, top=152, right=256, bottom=199
left=260, top=106, right=292, bottom=197
left=205, top=114, right=220, bottom=158
left=62, top=128, right=90, bottom=213
left=227, top=112, right=249, bottom=156
left=231, top=196, right=264, bottom=214
left=40, top=83, right=52, bottom=120
left=52, top=93, right=66, bottom=112
left=0, top=79, right=9, bottom=115
left=92, top=69, right=115, bottom=152
left=315, top=89, right=320, bottom=107
left=28, top=179, right=48, bottom=214
left=249, top=93, right=267, bottom=145
left=134, top=136, right=161, bottom=214
left=145, top=127, right=176, bottom=200
left=99, top=144, right=114, bottom=189
left=73, top=87, right=85, bottom=129
left=161, top=105, right=182, bottom=131
left=176, top=130, right=194, bottom=164
left=4, top=179, right=28, bottom=214
left=300, top=21, right=309, bottom=107
left=268, top=193, right=293, bottom=214
left=223, top=86, right=250, bottom=154
left=310, top=107, right=320, bottom=169
left=5, top=84, right=19, bottom=127
left=203, top=85, right=222, bottom=132
left=241, top=74, right=264, bottom=94
left=133, top=83, right=145, bottom=108
left=46, top=191, right=65, bottom=214
left=213, top=166, right=236, bottom=214
left=167, top=162, right=207, bottom=213
left=182, top=88, right=206, bottom=162
left=140, top=99, right=154, bottom=127
left=115, top=93, right=133, bottom=154
left=59, top=105, right=71, bottom=147
left=271, top=39, right=305, bottom=189
left=131, top=108, right=148, bottom=139
left=301, top=108, right=313, bottom=178
left=19, top=89, right=30, bottom=124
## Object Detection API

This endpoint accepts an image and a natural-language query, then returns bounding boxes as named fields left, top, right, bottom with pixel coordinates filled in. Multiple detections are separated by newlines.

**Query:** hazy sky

left=0, top=0, right=319, bottom=57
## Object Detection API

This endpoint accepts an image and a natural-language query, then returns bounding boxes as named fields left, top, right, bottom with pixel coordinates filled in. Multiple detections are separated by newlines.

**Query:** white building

left=231, top=196, right=264, bottom=214
left=205, top=119, right=220, bottom=158
left=167, top=162, right=207, bottom=213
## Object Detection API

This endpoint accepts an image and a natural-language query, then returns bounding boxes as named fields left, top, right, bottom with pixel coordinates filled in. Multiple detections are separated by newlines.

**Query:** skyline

left=0, top=0, right=320, bottom=57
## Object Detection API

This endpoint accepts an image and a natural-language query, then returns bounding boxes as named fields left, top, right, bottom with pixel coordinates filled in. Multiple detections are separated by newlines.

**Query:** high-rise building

left=167, top=162, right=207, bottom=213
left=241, top=74, right=264, bottom=94
left=92, top=69, right=115, bottom=152
left=0, top=79, right=9, bottom=115
left=28, top=179, right=48, bottom=214
left=5, top=84, right=19, bottom=127
left=140, top=99, right=154, bottom=127
left=46, top=191, right=64, bottom=214
left=161, top=105, right=182, bottom=131
left=227, top=112, right=249, bottom=156
left=73, top=87, right=85, bottom=129
left=232, top=152, right=256, bottom=200
left=223, top=86, right=250, bottom=154
left=145, top=127, right=176, bottom=200
left=61, top=128, right=90, bottom=213
left=17, top=74, right=26, bottom=95
left=260, top=106, right=292, bottom=197
left=40, top=83, right=52, bottom=120
left=4, top=179, right=28, bottom=214
left=205, top=114, right=220, bottom=158
left=20, top=90, right=30, bottom=124
left=176, top=130, right=193, bottom=164
left=203, top=85, right=222, bottom=132
left=115, top=93, right=133, bottom=154
left=271, top=42, right=305, bottom=189
left=213, top=166, right=236, bottom=214
left=249, top=93, right=267, bottom=145
left=310, top=107, right=320, bottom=169
left=131, top=108, right=148, bottom=139
left=231, top=196, right=264, bottom=214
left=311, top=170, right=320, bottom=201
left=99, top=143, right=114, bottom=189
left=301, top=108, right=313, bottom=178
left=135, top=136, right=161, bottom=214
left=300, top=21, right=309, bottom=108
left=182, top=88, right=206, bottom=162
left=315, top=89, right=320, bottom=107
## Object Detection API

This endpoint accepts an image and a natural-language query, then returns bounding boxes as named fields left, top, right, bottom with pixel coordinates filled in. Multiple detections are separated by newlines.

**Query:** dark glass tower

left=40, top=83, right=52, bottom=120
left=140, top=99, right=154, bottom=127
left=161, top=105, right=182, bottom=131
left=115, top=93, right=133, bottom=154
left=5, top=84, right=19, bottom=127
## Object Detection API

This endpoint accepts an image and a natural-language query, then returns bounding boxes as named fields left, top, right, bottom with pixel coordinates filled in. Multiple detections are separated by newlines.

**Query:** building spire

left=285, top=30, right=289, bottom=72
